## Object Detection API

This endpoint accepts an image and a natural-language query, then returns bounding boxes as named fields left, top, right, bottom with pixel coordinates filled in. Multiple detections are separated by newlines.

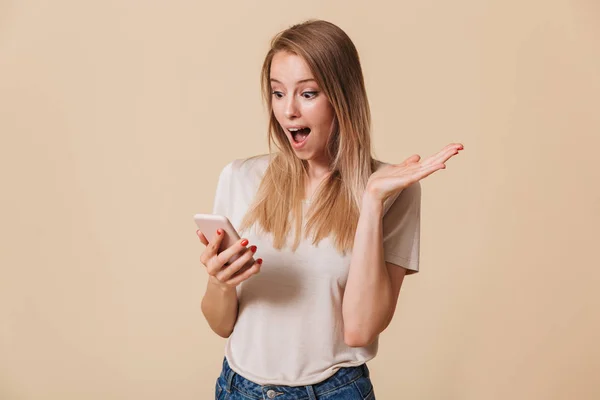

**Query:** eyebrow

left=270, top=78, right=316, bottom=84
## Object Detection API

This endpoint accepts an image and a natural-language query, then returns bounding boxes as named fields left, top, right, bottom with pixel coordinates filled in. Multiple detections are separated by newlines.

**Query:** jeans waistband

left=219, top=357, right=370, bottom=399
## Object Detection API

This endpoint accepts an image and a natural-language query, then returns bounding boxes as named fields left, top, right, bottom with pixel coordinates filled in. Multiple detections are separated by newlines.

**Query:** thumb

left=402, top=154, right=421, bottom=165
left=197, top=229, right=209, bottom=246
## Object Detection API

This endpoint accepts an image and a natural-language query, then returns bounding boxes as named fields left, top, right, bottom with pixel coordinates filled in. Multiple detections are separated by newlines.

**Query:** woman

left=197, top=19, right=463, bottom=399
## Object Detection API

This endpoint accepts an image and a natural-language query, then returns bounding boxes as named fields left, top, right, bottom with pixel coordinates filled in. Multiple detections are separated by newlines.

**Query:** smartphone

left=193, top=213, right=255, bottom=268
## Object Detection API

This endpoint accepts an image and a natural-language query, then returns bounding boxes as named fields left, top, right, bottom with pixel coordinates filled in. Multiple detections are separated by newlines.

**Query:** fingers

left=208, top=229, right=225, bottom=257
left=399, top=142, right=463, bottom=170
left=224, top=258, right=263, bottom=287
left=204, top=236, right=250, bottom=276
left=216, top=246, right=258, bottom=282
left=198, top=229, right=225, bottom=268
left=422, top=143, right=463, bottom=168
left=397, top=161, right=445, bottom=185
left=417, top=162, right=446, bottom=180
left=216, top=237, right=252, bottom=267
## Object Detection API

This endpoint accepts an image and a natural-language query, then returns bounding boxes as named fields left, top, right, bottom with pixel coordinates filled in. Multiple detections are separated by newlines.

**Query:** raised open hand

left=366, top=143, right=464, bottom=203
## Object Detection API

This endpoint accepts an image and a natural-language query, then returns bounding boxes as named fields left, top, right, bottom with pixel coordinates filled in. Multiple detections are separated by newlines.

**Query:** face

left=269, top=51, right=336, bottom=163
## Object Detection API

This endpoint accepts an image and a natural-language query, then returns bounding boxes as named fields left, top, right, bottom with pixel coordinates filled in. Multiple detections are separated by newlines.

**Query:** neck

left=304, top=154, right=331, bottom=182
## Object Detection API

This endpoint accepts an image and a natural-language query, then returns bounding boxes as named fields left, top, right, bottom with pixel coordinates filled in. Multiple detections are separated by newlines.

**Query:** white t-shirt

left=211, top=154, right=420, bottom=386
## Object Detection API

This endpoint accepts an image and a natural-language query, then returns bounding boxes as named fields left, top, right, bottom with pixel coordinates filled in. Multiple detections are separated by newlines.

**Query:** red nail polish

left=257, top=258, right=263, bottom=264
left=241, top=239, right=249, bottom=246
left=216, top=229, right=222, bottom=235
left=250, top=245, right=257, bottom=252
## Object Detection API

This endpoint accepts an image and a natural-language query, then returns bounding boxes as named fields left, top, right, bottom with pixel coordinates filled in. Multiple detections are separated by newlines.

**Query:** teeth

left=288, top=127, right=306, bottom=132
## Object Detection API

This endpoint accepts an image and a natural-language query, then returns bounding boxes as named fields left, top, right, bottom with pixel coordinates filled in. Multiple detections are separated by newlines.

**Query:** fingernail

left=257, top=258, right=263, bottom=264
left=241, top=239, right=249, bottom=246
left=250, top=245, right=257, bottom=252
left=196, top=229, right=200, bottom=236
left=217, top=229, right=222, bottom=235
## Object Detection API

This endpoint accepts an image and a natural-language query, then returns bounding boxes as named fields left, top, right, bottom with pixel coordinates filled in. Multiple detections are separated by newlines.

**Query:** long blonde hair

left=239, top=19, right=377, bottom=255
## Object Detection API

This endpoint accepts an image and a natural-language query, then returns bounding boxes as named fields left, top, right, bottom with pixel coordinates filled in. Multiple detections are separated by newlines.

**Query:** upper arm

left=379, top=182, right=421, bottom=331
left=382, top=182, right=421, bottom=274
left=383, top=261, right=408, bottom=329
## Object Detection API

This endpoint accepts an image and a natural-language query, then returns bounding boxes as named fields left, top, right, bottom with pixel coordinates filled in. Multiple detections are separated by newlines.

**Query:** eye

left=302, top=91, right=318, bottom=99
left=271, top=91, right=283, bottom=99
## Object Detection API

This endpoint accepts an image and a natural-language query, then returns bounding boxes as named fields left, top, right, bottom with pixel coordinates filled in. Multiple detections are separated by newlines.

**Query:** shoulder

left=218, top=153, right=273, bottom=182
left=237, top=153, right=272, bottom=173
left=372, top=158, right=386, bottom=171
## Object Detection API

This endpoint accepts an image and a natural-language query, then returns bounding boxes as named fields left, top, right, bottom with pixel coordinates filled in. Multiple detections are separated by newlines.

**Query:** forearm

left=201, top=276, right=239, bottom=338
left=342, top=193, right=393, bottom=347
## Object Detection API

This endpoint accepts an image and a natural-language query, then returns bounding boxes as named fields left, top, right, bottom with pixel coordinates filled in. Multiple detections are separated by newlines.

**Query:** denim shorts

left=215, top=357, right=375, bottom=400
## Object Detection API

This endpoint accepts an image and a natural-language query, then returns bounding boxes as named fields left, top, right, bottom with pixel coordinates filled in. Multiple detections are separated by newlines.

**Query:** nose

left=284, top=96, right=300, bottom=119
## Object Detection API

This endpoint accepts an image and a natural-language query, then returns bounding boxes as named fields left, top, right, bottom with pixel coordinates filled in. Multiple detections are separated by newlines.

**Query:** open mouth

left=289, top=127, right=311, bottom=143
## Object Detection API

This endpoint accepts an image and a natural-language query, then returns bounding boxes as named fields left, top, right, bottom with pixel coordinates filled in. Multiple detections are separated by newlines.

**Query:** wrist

left=208, top=275, right=235, bottom=294
left=361, top=191, right=384, bottom=215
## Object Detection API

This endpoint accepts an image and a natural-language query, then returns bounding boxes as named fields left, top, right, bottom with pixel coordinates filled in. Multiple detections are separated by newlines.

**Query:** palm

left=367, top=143, right=464, bottom=202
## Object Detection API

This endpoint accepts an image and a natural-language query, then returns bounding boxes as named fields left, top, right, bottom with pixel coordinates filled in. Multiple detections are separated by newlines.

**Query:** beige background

left=1, top=0, right=599, bottom=399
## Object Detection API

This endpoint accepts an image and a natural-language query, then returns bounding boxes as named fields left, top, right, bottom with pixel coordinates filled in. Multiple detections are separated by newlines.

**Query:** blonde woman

left=197, top=19, right=463, bottom=400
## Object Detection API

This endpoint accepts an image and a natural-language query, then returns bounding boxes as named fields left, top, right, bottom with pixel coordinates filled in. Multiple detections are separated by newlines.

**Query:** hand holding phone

left=194, top=213, right=263, bottom=289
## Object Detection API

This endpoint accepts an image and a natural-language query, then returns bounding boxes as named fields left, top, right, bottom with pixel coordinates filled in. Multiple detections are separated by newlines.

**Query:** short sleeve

left=382, top=181, right=421, bottom=274
left=212, top=161, right=234, bottom=217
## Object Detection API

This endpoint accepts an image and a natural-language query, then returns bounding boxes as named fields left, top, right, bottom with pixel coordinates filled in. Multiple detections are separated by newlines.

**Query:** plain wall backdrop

left=1, top=0, right=599, bottom=399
